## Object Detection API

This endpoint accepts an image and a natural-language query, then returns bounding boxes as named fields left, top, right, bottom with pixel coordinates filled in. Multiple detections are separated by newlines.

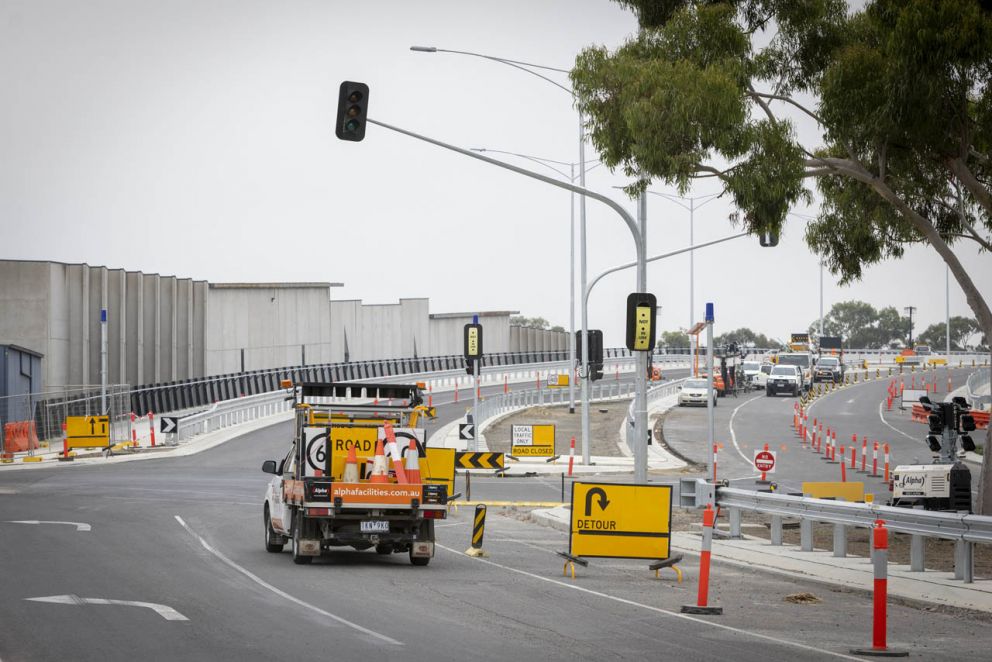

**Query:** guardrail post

left=954, top=541, right=964, bottom=580
left=800, top=518, right=813, bottom=551
left=833, top=523, right=847, bottom=558
left=956, top=541, right=974, bottom=583
left=909, top=534, right=925, bottom=572
left=770, top=515, right=783, bottom=545
left=729, top=507, right=741, bottom=538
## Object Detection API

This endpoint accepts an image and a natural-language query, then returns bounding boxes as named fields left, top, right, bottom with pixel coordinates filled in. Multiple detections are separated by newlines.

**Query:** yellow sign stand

left=569, top=482, right=672, bottom=559
left=65, top=416, right=110, bottom=449
left=423, top=448, right=456, bottom=494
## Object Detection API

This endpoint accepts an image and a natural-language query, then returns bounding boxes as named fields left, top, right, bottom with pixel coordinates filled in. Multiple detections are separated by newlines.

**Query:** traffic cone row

left=349, top=422, right=424, bottom=486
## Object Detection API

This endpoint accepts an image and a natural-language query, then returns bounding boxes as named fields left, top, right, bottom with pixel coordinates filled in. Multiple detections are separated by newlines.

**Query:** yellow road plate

left=569, top=482, right=672, bottom=560
left=65, top=415, right=110, bottom=448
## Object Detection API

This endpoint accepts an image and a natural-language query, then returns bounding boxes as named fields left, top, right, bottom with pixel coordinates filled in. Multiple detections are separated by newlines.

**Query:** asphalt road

left=663, top=367, right=983, bottom=498
left=3, top=420, right=991, bottom=661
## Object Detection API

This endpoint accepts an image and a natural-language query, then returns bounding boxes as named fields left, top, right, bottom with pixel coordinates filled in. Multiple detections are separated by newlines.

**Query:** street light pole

left=412, top=45, right=595, bottom=463
left=819, top=262, right=824, bottom=337
left=905, top=306, right=917, bottom=347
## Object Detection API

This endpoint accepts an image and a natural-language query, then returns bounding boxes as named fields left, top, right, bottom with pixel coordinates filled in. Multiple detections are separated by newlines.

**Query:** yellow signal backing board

left=65, top=415, right=110, bottom=449
left=511, top=424, right=555, bottom=457
left=423, top=448, right=456, bottom=494
left=569, top=482, right=672, bottom=560
left=802, top=481, right=865, bottom=502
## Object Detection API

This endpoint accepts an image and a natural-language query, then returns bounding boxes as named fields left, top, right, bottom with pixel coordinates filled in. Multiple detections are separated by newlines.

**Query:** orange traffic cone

left=368, top=440, right=390, bottom=483
left=404, top=439, right=421, bottom=485
left=343, top=444, right=360, bottom=483
left=382, top=422, right=408, bottom=484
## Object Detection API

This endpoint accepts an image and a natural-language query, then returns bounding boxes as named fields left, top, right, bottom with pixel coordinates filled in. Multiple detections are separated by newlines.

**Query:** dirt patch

left=784, top=592, right=822, bottom=604
left=485, top=401, right=631, bottom=456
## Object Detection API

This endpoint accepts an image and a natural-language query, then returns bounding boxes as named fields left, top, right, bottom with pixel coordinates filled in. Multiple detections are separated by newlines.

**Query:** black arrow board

left=584, top=487, right=610, bottom=516
left=458, top=423, right=474, bottom=440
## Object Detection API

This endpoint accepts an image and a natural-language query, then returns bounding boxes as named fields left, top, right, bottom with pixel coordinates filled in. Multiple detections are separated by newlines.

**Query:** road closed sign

left=753, top=449, right=777, bottom=474
left=569, top=482, right=672, bottom=560
left=511, top=424, right=555, bottom=457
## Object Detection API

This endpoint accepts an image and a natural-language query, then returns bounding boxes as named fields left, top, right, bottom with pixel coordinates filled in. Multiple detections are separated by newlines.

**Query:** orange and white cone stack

left=404, top=439, right=421, bottom=485
left=382, top=422, right=408, bottom=484
left=369, top=440, right=390, bottom=484
left=343, top=444, right=360, bottom=483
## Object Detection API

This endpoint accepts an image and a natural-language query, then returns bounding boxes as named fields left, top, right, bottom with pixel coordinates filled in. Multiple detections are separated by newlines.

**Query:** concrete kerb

left=615, top=392, right=687, bottom=471
left=529, top=505, right=992, bottom=614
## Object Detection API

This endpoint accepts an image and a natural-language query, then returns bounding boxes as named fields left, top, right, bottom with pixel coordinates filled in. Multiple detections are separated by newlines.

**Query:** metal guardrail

left=174, top=389, right=295, bottom=442
left=624, top=378, right=689, bottom=452
left=680, top=479, right=992, bottom=582
left=966, top=366, right=992, bottom=409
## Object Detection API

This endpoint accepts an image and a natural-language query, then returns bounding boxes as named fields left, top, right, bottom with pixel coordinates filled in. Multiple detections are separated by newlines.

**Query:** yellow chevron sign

left=456, top=452, right=505, bottom=470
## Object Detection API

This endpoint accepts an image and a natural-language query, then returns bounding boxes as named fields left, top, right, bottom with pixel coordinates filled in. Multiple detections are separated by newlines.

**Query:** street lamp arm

left=410, top=46, right=573, bottom=95
left=472, top=149, right=573, bottom=180
left=584, top=232, right=749, bottom=308
left=644, top=190, right=722, bottom=212
left=367, top=117, right=643, bottom=256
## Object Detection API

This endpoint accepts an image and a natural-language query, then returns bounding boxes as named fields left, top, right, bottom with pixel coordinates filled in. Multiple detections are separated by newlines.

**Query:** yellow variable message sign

left=569, top=482, right=672, bottom=560
left=802, top=481, right=865, bottom=502
left=65, top=415, right=110, bottom=449
left=510, top=424, right=555, bottom=457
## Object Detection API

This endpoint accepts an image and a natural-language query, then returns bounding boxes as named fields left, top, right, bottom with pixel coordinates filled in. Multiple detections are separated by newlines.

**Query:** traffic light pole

left=474, top=358, right=480, bottom=452
left=365, top=117, right=648, bottom=477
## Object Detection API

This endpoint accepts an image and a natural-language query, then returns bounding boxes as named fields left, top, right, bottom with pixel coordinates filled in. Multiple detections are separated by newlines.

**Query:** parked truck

left=261, top=381, right=447, bottom=566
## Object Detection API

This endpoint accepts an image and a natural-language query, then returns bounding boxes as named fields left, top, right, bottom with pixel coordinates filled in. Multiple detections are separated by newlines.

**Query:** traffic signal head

left=960, top=434, right=977, bottom=452
left=952, top=396, right=970, bottom=409
left=927, top=413, right=944, bottom=434
left=926, top=434, right=942, bottom=452
left=335, top=81, right=369, bottom=141
left=959, top=413, right=976, bottom=433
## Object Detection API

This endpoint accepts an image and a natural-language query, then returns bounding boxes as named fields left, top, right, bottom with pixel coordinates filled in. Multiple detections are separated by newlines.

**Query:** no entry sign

left=753, top=449, right=777, bottom=474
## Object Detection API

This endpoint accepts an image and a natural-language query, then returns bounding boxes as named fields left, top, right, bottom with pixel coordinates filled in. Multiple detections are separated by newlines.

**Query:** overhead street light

left=471, top=147, right=601, bottom=416
left=411, top=44, right=614, bottom=472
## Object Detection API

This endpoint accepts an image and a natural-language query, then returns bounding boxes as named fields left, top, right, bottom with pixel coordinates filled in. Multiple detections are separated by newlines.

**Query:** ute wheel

left=291, top=514, right=313, bottom=565
left=264, top=507, right=285, bottom=553
left=766, top=387, right=773, bottom=397
left=410, top=553, right=430, bottom=566
left=375, top=544, right=394, bottom=555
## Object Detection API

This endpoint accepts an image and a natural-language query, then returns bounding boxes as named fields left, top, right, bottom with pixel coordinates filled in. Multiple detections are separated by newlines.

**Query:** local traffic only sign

left=569, top=482, right=672, bottom=560
left=510, top=424, right=555, bottom=457
left=753, top=449, right=777, bottom=474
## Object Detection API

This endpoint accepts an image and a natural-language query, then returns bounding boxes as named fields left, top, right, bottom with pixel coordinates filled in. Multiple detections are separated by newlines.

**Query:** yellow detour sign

left=569, top=482, right=672, bottom=560
left=423, top=448, right=455, bottom=494
left=65, top=416, right=110, bottom=449
left=511, top=424, right=555, bottom=457
left=802, top=481, right=865, bottom=502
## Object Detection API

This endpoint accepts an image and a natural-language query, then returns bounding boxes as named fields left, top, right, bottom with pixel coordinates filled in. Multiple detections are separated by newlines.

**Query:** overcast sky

left=2, top=0, right=989, bottom=348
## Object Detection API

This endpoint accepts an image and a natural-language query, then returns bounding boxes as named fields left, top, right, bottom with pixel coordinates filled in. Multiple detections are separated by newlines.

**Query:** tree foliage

left=510, top=316, right=552, bottom=330
left=572, top=0, right=992, bottom=511
left=917, top=316, right=987, bottom=350
left=808, top=300, right=910, bottom=348
left=571, top=0, right=992, bottom=332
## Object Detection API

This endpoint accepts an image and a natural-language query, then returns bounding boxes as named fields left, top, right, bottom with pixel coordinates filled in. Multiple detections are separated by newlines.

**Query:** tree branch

left=969, top=147, right=990, bottom=165
left=947, top=157, right=992, bottom=216
left=751, top=91, right=825, bottom=125
left=748, top=85, right=778, bottom=125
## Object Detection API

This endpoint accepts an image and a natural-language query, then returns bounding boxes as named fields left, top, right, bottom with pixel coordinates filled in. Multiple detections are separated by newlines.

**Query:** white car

left=751, top=363, right=773, bottom=388
left=741, top=361, right=762, bottom=381
left=766, top=364, right=803, bottom=397
left=678, top=378, right=718, bottom=407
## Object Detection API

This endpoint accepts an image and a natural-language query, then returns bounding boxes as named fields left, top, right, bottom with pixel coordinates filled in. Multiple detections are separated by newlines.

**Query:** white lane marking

left=174, top=515, right=401, bottom=646
left=437, top=544, right=863, bottom=661
left=6, top=520, right=91, bottom=532
left=727, top=394, right=766, bottom=478
left=25, top=594, right=187, bottom=621
left=877, top=400, right=917, bottom=442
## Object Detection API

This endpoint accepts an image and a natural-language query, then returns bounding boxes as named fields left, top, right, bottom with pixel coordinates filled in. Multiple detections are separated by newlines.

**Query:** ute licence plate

left=360, top=520, right=389, bottom=533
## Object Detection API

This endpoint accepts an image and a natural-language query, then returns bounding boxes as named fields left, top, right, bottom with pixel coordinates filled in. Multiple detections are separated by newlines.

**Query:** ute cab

left=262, top=382, right=446, bottom=566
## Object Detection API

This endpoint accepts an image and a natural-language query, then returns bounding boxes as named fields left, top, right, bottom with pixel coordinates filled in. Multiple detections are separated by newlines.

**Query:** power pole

left=904, top=306, right=917, bottom=347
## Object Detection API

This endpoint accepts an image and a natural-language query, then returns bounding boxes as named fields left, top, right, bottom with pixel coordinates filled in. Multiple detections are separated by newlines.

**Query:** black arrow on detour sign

left=584, top=487, right=610, bottom=517
left=89, top=417, right=96, bottom=435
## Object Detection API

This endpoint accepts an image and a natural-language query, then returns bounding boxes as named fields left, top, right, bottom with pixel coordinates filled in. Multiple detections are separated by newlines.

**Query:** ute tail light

left=307, top=507, right=329, bottom=517
left=422, top=509, right=447, bottom=520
